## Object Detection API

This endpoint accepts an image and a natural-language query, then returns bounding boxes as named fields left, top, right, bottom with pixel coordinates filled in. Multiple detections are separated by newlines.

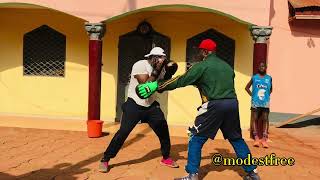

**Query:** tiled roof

left=289, top=0, right=320, bottom=8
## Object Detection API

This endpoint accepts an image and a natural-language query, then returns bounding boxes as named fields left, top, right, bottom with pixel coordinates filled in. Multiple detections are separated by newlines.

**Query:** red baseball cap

left=199, top=39, right=217, bottom=51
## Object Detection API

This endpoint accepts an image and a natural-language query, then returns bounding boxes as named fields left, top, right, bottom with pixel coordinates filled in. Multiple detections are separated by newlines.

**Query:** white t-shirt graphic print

left=127, top=60, right=157, bottom=107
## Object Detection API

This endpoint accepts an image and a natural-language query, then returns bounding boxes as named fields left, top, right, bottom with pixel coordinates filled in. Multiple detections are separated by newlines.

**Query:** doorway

left=116, top=21, right=171, bottom=121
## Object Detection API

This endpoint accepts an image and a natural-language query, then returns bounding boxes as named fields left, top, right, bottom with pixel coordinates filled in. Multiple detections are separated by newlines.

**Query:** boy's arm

left=270, top=77, right=273, bottom=94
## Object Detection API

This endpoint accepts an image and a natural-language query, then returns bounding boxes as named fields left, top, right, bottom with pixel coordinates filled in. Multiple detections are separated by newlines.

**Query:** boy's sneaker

left=160, top=157, right=179, bottom=168
left=261, top=134, right=269, bottom=148
left=261, top=138, right=269, bottom=148
left=253, top=136, right=260, bottom=147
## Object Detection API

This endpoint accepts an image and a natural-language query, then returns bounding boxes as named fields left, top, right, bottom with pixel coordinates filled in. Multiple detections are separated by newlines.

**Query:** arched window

left=23, top=25, right=66, bottom=77
left=186, top=29, right=235, bottom=70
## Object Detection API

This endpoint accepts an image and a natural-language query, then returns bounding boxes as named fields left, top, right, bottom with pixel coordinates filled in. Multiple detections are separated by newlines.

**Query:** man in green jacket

left=137, top=39, right=260, bottom=180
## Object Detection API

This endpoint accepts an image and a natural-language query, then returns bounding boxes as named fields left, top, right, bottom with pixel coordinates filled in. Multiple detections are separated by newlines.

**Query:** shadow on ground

left=1, top=141, right=245, bottom=179
left=0, top=162, right=92, bottom=180
left=280, top=117, right=320, bottom=128
left=0, top=126, right=154, bottom=179
left=1, top=126, right=246, bottom=179
left=111, top=144, right=244, bottom=179
left=199, top=148, right=244, bottom=179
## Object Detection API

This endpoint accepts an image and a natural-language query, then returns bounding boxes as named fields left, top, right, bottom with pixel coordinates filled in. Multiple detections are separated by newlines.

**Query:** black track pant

left=102, top=98, right=171, bottom=162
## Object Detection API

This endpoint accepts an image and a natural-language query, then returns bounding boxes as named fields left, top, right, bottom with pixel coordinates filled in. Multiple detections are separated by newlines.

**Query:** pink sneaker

left=99, top=161, right=110, bottom=173
left=160, top=157, right=179, bottom=168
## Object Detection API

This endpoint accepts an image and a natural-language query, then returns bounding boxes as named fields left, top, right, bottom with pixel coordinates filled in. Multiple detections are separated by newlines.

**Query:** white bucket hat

left=144, top=47, right=166, bottom=57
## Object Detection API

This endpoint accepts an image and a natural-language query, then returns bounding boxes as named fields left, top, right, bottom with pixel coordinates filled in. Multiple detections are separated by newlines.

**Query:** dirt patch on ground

left=0, top=126, right=319, bottom=180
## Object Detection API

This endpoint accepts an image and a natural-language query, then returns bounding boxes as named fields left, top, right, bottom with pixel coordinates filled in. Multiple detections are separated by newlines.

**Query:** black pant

left=102, top=98, right=171, bottom=162
left=190, top=99, right=242, bottom=140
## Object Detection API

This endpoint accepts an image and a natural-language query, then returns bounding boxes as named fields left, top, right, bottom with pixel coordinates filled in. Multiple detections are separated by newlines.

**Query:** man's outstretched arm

left=137, top=63, right=206, bottom=98
left=158, top=63, right=206, bottom=92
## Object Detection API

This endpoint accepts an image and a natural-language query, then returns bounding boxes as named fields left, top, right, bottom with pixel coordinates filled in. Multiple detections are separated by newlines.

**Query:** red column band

left=253, top=43, right=267, bottom=74
left=88, top=40, right=102, bottom=120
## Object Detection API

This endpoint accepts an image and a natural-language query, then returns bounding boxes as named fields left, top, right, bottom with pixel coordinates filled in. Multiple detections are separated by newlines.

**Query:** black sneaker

left=174, top=173, right=199, bottom=180
left=243, top=169, right=260, bottom=180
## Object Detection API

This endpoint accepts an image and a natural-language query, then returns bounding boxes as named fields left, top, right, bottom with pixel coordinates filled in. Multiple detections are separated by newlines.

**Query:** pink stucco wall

left=268, top=0, right=320, bottom=114
left=0, top=0, right=271, bottom=25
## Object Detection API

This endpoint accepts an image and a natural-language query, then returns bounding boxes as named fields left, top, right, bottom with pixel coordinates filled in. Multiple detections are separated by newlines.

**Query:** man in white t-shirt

left=99, top=47, right=179, bottom=173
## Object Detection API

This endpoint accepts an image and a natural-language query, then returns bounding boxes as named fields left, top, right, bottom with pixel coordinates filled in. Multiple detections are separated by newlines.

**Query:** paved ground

left=0, top=125, right=319, bottom=180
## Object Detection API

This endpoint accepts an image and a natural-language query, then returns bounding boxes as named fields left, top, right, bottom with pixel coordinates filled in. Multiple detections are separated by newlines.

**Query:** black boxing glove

left=163, top=60, right=178, bottom=80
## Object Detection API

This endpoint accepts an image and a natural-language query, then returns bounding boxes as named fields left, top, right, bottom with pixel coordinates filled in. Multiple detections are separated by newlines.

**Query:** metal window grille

left=23, top=25, right=66, bottom=77
left=186, top=29, right=235, bottom=70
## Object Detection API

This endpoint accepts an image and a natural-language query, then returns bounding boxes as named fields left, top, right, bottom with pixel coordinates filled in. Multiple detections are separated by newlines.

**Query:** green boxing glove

left=137, top=81, right=159, bottom=99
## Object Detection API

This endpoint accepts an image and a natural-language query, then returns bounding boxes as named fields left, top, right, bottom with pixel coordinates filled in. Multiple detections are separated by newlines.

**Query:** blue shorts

left=189, top=99, right=242, bottom=140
